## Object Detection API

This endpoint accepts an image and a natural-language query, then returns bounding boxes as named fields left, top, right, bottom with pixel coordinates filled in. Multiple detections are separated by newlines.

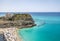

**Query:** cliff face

left=12, top=14, right=36, bottom=28
left=0, top=13, right=36, bottom=28
left=12, top=14, right=32, bottom=20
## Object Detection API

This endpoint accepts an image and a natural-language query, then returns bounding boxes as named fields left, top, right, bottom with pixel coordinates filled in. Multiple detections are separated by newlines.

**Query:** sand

left=0, top=27, right=22, bottom=41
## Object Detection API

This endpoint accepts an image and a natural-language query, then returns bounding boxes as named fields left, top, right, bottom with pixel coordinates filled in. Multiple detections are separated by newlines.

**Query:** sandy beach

left=0, top=27, right=22, bottom=41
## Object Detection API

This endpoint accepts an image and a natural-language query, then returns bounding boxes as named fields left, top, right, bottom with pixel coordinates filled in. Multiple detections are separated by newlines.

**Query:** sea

left=18, top=12, right=60, bottom=41
left=0, top=12, right=60, bottom=41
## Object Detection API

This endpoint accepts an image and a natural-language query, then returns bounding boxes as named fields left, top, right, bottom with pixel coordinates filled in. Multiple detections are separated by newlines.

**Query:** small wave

left=37, top=21, right=45, bottom=27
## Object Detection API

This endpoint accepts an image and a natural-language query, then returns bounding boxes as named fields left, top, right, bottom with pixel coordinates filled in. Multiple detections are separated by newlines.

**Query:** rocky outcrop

left=0, top=13, right=36, bottom=28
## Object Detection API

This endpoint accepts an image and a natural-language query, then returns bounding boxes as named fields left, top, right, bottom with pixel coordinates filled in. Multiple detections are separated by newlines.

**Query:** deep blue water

left=0, top=12, right=60, bottom=16
left=0, top=12, right=60, bottom=41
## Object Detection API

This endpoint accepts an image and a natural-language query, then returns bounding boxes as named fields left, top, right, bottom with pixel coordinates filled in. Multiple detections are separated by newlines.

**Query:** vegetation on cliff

left=12, top=14, right=32, bottom=21
left=0, top=13, right=36, bottom=28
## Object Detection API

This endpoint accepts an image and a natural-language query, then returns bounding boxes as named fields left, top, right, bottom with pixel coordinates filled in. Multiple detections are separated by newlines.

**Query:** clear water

left=18, top=12, right=60, bottom=41
left=0, top=12, right=60, bottom=41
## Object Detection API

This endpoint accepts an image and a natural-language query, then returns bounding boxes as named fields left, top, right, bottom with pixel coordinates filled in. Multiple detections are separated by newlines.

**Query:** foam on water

left=0, top=12, right=60, bottom=41
left=18, top=14, right=60, bottom=41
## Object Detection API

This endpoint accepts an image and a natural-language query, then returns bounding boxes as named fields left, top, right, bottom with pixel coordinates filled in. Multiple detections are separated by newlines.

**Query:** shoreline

left=0, top=27, right=22, bottom=41
left=0, top=13, right=36, bottom=41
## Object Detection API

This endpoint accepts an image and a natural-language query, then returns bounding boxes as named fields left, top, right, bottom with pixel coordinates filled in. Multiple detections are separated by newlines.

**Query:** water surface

left=18, top=12, right=60, bottom=41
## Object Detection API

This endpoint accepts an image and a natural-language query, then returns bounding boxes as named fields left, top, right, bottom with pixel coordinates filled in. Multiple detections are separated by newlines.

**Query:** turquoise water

left=18, top=13, right=60, bottom=41
left=0, top=12, right=60, bottom=41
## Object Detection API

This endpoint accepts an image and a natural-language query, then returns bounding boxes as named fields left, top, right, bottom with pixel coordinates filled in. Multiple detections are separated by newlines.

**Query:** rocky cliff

left=0, top=13, right=36, bottom=28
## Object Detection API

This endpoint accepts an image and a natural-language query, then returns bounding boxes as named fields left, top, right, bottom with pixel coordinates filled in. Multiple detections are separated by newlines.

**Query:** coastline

left=16, top=28, right=23, bottom=41
left=0, top=13, right=36, bottom=41
left=0, top=27, right=22, bottom=41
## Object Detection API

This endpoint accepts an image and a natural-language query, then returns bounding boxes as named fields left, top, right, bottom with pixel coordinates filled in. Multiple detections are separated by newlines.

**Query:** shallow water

left=18, top=13, right=60, bottom=41
left=0, top=12, right=60, bottom=41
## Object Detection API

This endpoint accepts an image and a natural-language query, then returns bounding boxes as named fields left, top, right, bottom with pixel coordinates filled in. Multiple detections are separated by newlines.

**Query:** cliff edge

left=0, top=13, right=36, bottom=28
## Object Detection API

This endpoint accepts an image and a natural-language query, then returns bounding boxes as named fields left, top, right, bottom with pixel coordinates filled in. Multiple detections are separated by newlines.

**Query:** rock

left=0, top=13, right=36, bottom=28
